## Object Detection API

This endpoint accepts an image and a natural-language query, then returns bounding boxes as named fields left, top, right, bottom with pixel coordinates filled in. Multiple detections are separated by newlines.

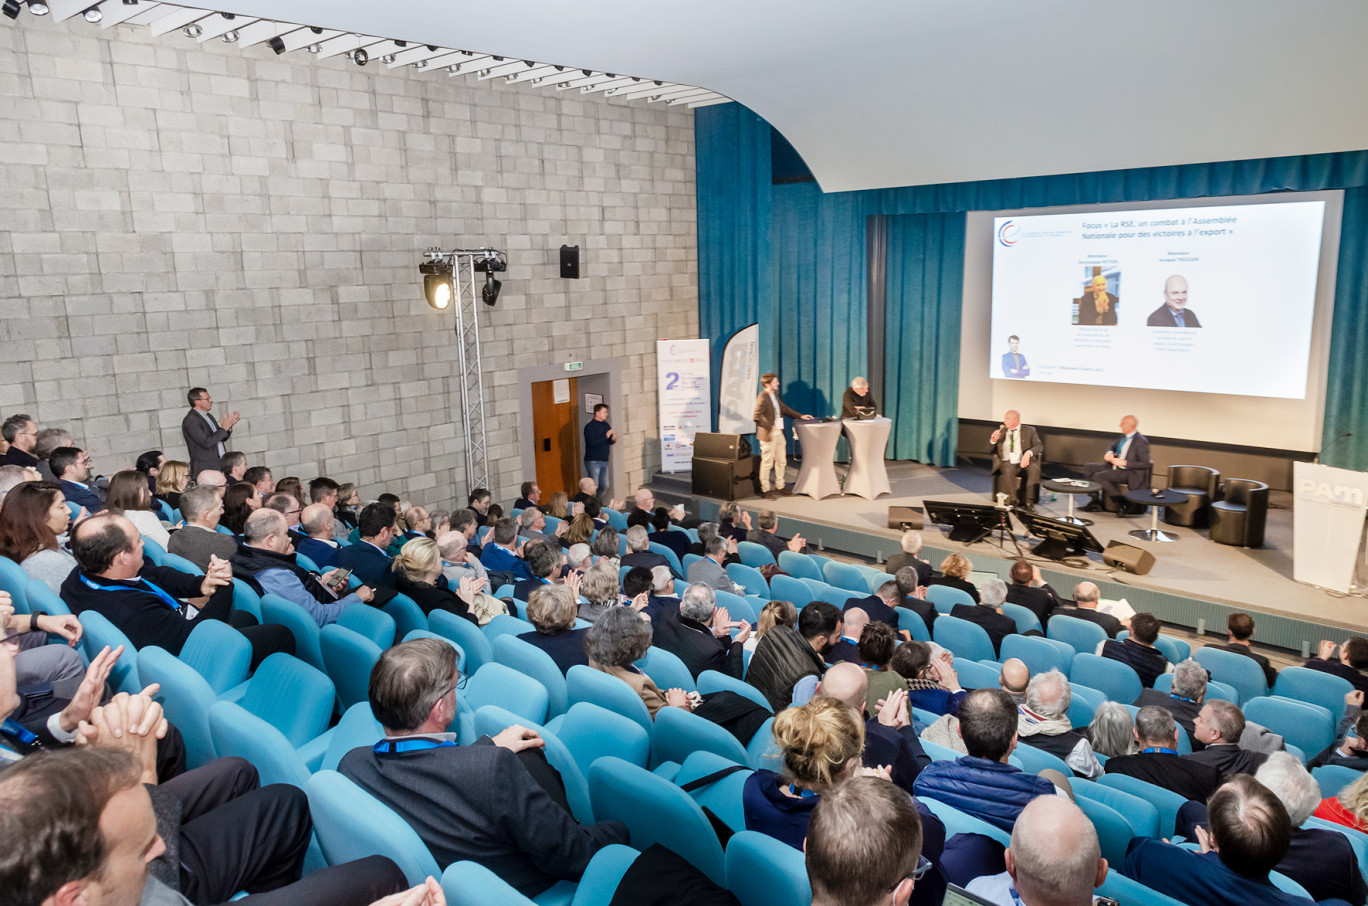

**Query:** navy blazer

left=843, top=594, right=899, bottom=631
left=295, top=537, right=340, bottom=570
left=60, top=480, right=104, bottom=515
left=518, top=628, right=590, bottom=675
left=334, top=539, right=395, bottom=588
left=1124, top=838, right=1314, bottom=906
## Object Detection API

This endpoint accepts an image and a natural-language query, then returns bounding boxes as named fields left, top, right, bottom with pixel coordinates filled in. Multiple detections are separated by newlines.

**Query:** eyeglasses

left=887, top=857, right=933, bottom=895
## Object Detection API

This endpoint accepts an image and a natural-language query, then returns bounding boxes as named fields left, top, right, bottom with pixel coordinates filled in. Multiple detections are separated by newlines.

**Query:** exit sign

left=564, top=362, right=583, bottom=372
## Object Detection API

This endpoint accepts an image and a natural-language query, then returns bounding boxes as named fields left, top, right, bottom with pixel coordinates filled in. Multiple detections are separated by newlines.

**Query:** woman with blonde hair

left=742, top=697, right=868, bottom=849
left=745, top=599, right=798, bottom=652
left=391, top=536, right=492, bottom=623
left=577, top=560, right=623, bottom=623
left=544, top=491, right=570, bottom=520
left=1314, top=764, right=1368, bottom=832
left=154, top=460, right=189, bottom=511
left=563, top=512, right=596, bottom=546
left=925, top=551, right=980, bottom=603
left=104, top=469, right=171, bottom=548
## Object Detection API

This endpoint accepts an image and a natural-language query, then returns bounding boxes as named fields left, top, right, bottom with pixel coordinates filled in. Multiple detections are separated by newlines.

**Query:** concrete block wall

left=0, top=17, right=699, bottom=507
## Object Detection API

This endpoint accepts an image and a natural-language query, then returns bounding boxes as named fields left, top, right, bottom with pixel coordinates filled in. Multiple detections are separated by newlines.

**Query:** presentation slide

left=990, top=199, right=1325, bottom=399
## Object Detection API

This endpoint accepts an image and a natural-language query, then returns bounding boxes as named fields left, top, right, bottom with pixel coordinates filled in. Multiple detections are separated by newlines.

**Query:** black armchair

left=1163, top=465, right=1221, bottom=528
left=1209, top=478, right=1269, bottom=547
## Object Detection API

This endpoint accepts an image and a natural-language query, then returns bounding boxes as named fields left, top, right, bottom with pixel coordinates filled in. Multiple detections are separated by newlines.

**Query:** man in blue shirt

left=480, top=518, right=533, bottom=581
left=232, top=508, right=374, bottom=628
left=1000, top=335, right=1030, bottom=379
left=582, top=404, right=616, bottom=500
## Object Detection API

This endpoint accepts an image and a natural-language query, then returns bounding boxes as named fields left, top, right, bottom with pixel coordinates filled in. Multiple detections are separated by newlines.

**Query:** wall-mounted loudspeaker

left=560, top=244, right=580, bottom=279
left=1102, top=540, right=1155, bottom=575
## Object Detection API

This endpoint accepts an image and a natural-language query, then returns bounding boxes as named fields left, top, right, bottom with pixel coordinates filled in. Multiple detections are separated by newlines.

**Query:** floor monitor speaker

left=1103, top=540, right=1155, bottom=575
left=692, top=456, right=759, bottom=500
left=692, top=433, right=751, bottom=461
left=887, top=505, right=924, bottom=530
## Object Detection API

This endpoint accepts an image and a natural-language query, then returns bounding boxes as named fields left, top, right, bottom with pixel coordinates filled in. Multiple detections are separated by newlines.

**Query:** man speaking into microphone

left=989, top=410, right=1044, bottom=511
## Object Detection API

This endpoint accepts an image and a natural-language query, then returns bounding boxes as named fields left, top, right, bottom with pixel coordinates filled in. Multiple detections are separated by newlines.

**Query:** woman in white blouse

left=104, top=469, right=173, bottom=549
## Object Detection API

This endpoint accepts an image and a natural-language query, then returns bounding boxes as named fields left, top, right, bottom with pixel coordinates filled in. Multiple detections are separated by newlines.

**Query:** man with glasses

left=339, top=638, right=629, bottom=898
left=263, top=491, right=307, bottom=545
left=181, top=387, right=241, bottom=480
left=51, top=445, right=104, bottom=514
left=192, top=468, right=229, bottom=497
left=1, top=413, right=40, bottom=468
left=804, top=776, right=927, bottom=906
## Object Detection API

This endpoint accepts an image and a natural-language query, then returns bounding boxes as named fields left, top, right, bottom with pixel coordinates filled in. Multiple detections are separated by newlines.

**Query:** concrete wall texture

left=0, top=17, right=699, bottom=507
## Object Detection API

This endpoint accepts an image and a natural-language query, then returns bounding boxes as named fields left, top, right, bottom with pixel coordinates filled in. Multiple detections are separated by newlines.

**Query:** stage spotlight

left=425, top=274, right=452, bottom=309
left=82, top=5, right=101, bottom=22
left=352, top=47, right=368, bottom=66
left=28, top=1, right=49, bottom=15
left=222, top=29, right=239, bottom=43
left=307, top=43, right=321, bottom=53
left=2, top=0, right=20, bottom=19
left=268, top=36, right=285, bottom=54
left=481, top=271, right=501, bottom=306
left=183, top=23, right=202, bottom=37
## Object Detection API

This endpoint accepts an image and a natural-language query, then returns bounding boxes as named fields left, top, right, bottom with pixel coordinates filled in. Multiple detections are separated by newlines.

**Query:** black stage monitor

left=1014, top=509, right=1105, bottom=561
left=922, top=500, right=1006, bottom=544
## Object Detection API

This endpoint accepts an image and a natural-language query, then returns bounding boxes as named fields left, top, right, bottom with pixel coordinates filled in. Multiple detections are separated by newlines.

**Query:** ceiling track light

left=307, top=43, right=321, bottom=53
left=448, top=63, right=460, bottom=73
left=267, top=35, right=285, bottom=54
left=222, top=29, right=238, bottom=43
left=2, top=0, right=20, bottom=19
left=28, top=0, right=49, bottom=15
left=183, top=23, right=202, bottom=37
left=381, top=53, right=395, bottom=64
left=81, top=4, right=101, bottom=22
left=414, top=59, right=427, bottom=69
left=351, top=47, right=368, bottom=66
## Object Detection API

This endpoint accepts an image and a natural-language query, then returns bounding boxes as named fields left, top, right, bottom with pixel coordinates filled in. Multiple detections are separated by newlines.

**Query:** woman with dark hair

left=104, top=470, right=171, bottom=548
left=135, top=450, right=164, bottom=495
left=0, top=480, right=77, bottom=593
left=889, top=641, right=967, bottom=717
left=221, top=481, right=259, bottom=536
left=334, top=482, right=360, bottom=529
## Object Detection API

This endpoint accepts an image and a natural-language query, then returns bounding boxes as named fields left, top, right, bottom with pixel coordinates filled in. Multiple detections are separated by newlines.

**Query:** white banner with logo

left=1293, top=461, right=1368, bottom=592
left=657, top=339, right=711, bottom=472
left=717, top=323, right=761, bottom=435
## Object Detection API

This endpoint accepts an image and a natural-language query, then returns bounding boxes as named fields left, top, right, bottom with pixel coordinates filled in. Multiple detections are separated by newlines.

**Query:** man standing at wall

left=752, top=373, right=812, bottom=500
left=181, top=388, right=240, bottom=481
left=583, top=404, right=616, bottom=501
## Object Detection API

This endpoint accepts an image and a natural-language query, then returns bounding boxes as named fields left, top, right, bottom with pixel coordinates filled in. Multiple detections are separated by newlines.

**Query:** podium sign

left=1293, top=461, right=1368, bottom=593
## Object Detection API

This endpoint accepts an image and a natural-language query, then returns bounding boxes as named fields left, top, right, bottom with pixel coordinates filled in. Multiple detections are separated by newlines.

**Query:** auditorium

left=3, top=3, right=1368, bottom=906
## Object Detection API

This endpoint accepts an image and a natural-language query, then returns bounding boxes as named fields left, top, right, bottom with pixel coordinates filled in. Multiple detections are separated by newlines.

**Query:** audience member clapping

left=392, top=537, right=483, bottom=623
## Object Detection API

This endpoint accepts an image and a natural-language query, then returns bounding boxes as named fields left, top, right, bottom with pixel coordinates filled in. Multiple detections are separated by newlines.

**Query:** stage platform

left=647, top=459, right=1368, bottom=656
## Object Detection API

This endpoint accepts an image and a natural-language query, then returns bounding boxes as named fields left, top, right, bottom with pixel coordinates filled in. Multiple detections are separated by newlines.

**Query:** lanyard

left=787, top=784, right=818, bottom=799
left=373, top=737, right=457, bottom=754
left=1141, top=747, right=1177, bottom=755
left=1, top=718, right=38, bottom=746
left=79, top=573, right=182, bottom=611
left=1169, top=693, right=1198, bottom=704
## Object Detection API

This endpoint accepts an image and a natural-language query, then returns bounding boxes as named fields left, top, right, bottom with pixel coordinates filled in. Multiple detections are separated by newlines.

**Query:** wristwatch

left=29, top=610, right=47, bottom=633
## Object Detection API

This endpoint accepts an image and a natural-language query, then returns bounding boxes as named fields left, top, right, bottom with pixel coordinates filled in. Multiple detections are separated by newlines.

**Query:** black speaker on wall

left=560, top=244, right=580, bottom=279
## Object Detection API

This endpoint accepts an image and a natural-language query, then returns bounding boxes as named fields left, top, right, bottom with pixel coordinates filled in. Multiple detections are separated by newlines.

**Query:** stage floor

left=655, top=459, right=1368, bottom=634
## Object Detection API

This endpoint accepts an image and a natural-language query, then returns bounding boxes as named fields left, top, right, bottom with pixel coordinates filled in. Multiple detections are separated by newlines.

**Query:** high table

left=792, top=420, right=843, bottom=499
left=842, top=417, right=892, bottom=500
left=1124, top=488, right=1186, bottom=543
left=1042, top=478, right=1101, bottom=527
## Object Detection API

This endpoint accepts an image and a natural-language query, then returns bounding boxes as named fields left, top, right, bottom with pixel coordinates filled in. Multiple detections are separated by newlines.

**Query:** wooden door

left=530, top=377, right=579, bottom=497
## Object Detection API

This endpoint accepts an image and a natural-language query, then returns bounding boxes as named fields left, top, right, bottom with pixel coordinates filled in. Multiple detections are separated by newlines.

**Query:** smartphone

left=327, top=568, right=352, bottom=592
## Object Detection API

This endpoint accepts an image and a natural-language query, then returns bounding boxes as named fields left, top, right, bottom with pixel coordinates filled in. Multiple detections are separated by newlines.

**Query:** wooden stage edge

left=646, top=459, right=1368, bottom=656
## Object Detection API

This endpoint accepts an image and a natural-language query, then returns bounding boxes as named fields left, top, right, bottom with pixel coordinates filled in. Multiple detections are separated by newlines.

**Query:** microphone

left=1315, top=432, right=1353, bottom=465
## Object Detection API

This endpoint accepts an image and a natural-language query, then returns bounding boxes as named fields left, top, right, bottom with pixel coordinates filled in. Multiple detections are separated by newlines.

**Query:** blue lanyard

left=1, top=718, right=38, bottom=746
left=1169, top=693, right=1198, bottom=704
left=787, top=784, right=818, bottom=799
left=373, top=737, right=457, bottom=754
left=79, top=573, right=182, bottom=612
left=1141, top=747, right=1177, bottom=755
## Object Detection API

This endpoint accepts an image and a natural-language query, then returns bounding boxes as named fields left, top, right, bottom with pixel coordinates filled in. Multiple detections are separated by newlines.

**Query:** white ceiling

left=125, top=0, right=1368, bottom=191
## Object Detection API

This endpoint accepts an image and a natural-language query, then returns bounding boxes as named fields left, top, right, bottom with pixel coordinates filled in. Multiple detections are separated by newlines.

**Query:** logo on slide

left=997, top=221, right=1020, bottom=247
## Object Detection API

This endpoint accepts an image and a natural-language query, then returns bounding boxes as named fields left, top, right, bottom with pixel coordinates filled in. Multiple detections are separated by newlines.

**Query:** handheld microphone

left=1314, top=432, right=1353, bottom=465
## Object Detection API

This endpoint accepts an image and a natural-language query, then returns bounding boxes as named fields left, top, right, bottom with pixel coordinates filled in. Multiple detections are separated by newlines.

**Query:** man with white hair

left=33, top=426, right=72, bottom=482
left=949, top=577, right=1020, bottom=657
left=621, top=524, right=669, bottom=573
left=826, top=607, right=869, bottom=665
left=651, top=582, right=750, bottom=678
left=565, top=542, right=593, bottom=574
left=686, top=534, right=742, bottom=594
left=1050, top=582, right=1126, bottom=637
left=518, top=507, right=559, bottom=546
left=1183, top=699, right=1267, bottom=776
left=884, top=530, right=931, bottom=585
left=1017, top=669, right=1103, bottom=779
left=1135, top=657, right=1207, bottom=746
left=437, top=530, right=488, bottom=588
left=1103, top=705, right=1222, bottom=801
left=1258, top=753, right=1368, bottom=905
left=966, top=795, right=1108, bottom=906
left=0, top=463, right=39, bottom=502
left=840, top=376, right=878, bottom=419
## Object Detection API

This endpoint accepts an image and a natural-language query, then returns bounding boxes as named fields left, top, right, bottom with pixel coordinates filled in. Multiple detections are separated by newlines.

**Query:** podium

left=1293, top=461, right=1368, bottom=593
left=792, top=421, right=843, bottom=499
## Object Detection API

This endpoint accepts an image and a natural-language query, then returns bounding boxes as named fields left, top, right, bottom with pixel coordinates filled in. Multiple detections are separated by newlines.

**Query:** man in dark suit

left=949, top=578, right=1018, bottom=658
left=1185, top=700, right=1268, bottom=776
left=1051, top=581, right=1126, bottom=638
left=1004, top=559, right=1065, bottom=628
left=839, top=376, right=878, bottom=418
left=334, top=502, right=398, bottom=588
left=167, top=484, right=239, bottom=569
left=989, top=410, right=1043, bottom=510
left=621, top=525, right=669, bottom=573
left=1100, top=612, right=1170, bottom=688
left=0, top=413, right=40, bottom=468
left=746, top=509, right=806, bottom=559
left=651, top=582, right=750, bottom=679
left=1146, top=274, right=1202, bottom=327
left=843, top=582, right=900, bottom=632
left=50, top=446, right=104, bottom=514
left=181, top=387, right=240, bottom=480
left=295, top=503, right=343, bottom=570
left=648, top=508, right=691, bottom=562
left=893, top=567, right=936, bottom=634
left=1082, top=415, right=1152, bottom=514
left=884, top=530, right=932, bottom=586
left=1105, top=705, right=1222, bottom=801
left=1215, top=613, right=1278, bottom=689
left=752, top=372, right=812, bottom=500
left=1076, top=274, right=1119, bottom=325
left=1135, top=658, right=1208, bottom=747
left=1304, top=637, right=1368, bottom=697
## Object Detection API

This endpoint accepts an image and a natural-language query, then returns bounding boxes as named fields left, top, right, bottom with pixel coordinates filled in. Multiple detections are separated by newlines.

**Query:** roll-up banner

left=657, top=339, right=711, bottom=472
left=717, top=323, right=760, bottom=435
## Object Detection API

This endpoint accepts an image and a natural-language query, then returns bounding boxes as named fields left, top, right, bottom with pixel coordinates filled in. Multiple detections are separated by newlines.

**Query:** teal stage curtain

left=883, top=213, right=965, bottom=466
left=695, top=102, right=1368, bottom=469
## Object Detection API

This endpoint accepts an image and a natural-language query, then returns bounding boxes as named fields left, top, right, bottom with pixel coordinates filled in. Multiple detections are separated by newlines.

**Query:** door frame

left=516, top=358, right=624, bottom=498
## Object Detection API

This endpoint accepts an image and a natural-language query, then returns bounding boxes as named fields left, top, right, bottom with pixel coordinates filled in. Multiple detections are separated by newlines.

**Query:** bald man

left=989, top=410, right=1043, bottom=510
left=826, top=607, right=869, bottom=665
left=817, top=662, right=932, bottom=793
left=1082, top=415, right=1152, bottom=513
left=1147, top=274, right=1201, bottom=328
left=1077, top=274, right=1119, bottom=326
left=297, top=503, right=342, bottom=569
left=966, top=796, right=1108, bottom=906
left=999, top=658, right=1031, bottom=705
